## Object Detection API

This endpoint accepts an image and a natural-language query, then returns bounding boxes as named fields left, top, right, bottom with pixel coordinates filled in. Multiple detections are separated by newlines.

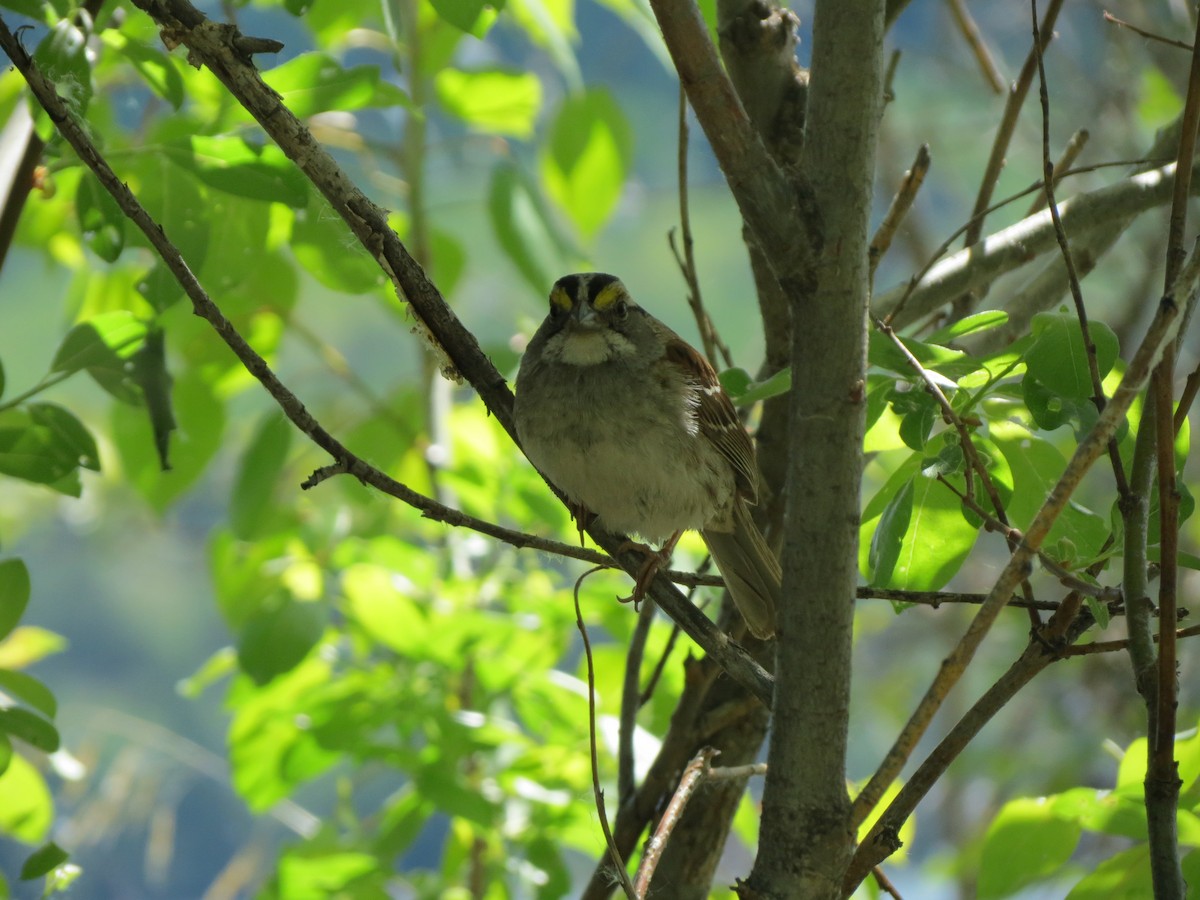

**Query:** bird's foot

left=616, top=533, right=681, bottom=609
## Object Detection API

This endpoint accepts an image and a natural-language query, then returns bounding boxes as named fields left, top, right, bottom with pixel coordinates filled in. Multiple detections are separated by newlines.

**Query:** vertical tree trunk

left=751, top=2, right=885, bottom=896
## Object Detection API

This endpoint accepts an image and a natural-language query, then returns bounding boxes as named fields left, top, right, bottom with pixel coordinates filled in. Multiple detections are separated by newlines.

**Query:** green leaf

left=0, top=560, right=31, bottom=643
left=992, top=421, right=1109, bottom=560
left=429, top=0, right=502, bottom=34
left=541, top=88, right=632, bottom=239
left=277, top=849, right=379, bottom=897
left=0, top=627, right=66, bottom=670
left=230, top=415, right=292, bottom=540
left=32, top=21, right=92, bottom=128
left=50, top=311, right=147, bottom=376
left=736, top=367, right=792, bottom=405
left=1066, top=844, right=1152, bottom=898
left=27, top=403, right=99, bottom=471
left=129, top=327, right=175, bottom=471
left=343, top=564, right=429, bottom=656
left=111, top=367, right=224, bottom=511
left=489, top=162, right=559, bottom=293
left=0, top=424, right=81, bottom=487
left=75, top=172, right=126, bottom=262
left=106, top=33, right=184, bottom=109
left=868, top=476, right=913, bottom=587
left=0, top=707, right=59, bottom=752
left=0, top=670, right=56, bottom=719
left=868, top=463, right=980, bottom=590
left=162, top=137, right=310, bottom=207
left=896, top=391, right=938, bottom=451
left=0, top=754, right=52, bottom=842
left=262, top=53, right=409, bottom=118
left=237, top=598, right=327, bottom=685
left=868, top=330, right=977, bottom=379
left=436, top=68, right=541, bottom=138
left=926, top=309, right=1010, bottom=343
left=718, top=367, right=753, bottom=399
left=978, top=797, right=1081, bottom=898
left=291, top=195, right=384, bottom=293
left=19, top=842, right=68, bottom=881
left=1025, top=312, right=1120, bottom=400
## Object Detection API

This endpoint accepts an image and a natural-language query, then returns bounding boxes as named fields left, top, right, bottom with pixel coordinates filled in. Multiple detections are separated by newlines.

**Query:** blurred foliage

left=0, top=0, right=1196, bottom=897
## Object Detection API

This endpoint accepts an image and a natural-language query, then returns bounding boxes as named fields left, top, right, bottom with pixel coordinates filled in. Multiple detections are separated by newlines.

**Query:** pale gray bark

left=750, top=1, right=885, bottom=897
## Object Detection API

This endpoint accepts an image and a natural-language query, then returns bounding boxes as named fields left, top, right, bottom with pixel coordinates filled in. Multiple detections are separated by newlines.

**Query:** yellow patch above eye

left=592, top=281, right=625, bottom=312
left=549, top=285, right=573, bottom=312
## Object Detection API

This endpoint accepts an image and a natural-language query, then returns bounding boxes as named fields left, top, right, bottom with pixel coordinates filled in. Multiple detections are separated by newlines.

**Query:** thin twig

left=957, top=0, right=1065, bottom=309
left=945, top=0, right=1006, bottom=93
left=872, top=865, right=906, bottom=899
left=1062, top=624, right=1200, bottom=657
left=849, top=242, right=1198, bottom=832
left=619, top=597, right=657, bottom=804
left=1025, top=128, right=1089, bottom=216
left=1, top=5, right=776, bottom=704
left=846, top=596, right=1095, bottom=888
left=870, top=144, right=931, bottom=282
left=575, top=569, right=637, bottom=900
left=1031, top=4, right=1131, bottom=500
left=671, top=84, right=731, bottom=369
left=631, top=747, right=719, bottom=896
left=1103, top=11, right=1193, bottom=52
left=880, top=155, right=1173, bottom=325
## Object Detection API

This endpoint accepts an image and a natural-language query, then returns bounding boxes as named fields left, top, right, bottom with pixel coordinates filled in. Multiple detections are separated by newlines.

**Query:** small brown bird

left=513, top=273, right=779, bottom=639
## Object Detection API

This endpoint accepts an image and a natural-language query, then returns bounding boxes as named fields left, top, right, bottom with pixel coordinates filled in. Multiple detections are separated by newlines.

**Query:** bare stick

left=1025, top=128, right=1089, bottom=216
left=846, top=596, right=1094, bottom=887
left=672, top=84, right=731, bottom=369
left=575, top=571, right=637, bottom=900
left=870, top=144, right=931, bottom=281
left=1063, top=624, right=1200, bottom=657
left=945, top=0, right=1006, bottom=93
left=0, top=5, right=777, bottom=705
left=960, top=0, right=1065, bottom=257
left=1031, top=3, right=1130, bottom=498
left=1104, top=11, right=1193, bottom=52
left=619, top=598, right=657, bottom=804
left=631, top=747, right=719, bottom=895
left=848, top=241, right=1199, bottom=831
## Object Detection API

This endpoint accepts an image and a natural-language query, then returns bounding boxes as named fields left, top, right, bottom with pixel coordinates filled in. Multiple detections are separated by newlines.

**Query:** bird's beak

left=569, top=302, right=601, bottom=330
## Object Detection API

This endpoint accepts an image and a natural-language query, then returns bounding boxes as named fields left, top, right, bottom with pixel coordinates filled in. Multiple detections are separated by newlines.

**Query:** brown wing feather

left=663, top=339, right=759, bottom=503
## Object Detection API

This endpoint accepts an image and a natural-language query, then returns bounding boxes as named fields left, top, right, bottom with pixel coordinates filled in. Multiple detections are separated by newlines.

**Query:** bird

left=513, top=272, right=780, bottom=639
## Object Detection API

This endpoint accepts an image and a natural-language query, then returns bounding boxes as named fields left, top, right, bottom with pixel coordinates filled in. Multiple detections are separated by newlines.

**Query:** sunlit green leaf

left=429, top=0, right=502, bottom=34
left=27, top=403, right=99, bottom=472
left=978, top=797, right=1081, bottom=898
left=1025, top=313, right=1119, bottom=400
left=488, top=161, right=561, bottom=293
left=237, top=597, right=327, bottom=685
left=161, top=137, right=310, bottom=207
left=1065, top=844, right=1152, bottom=898
left=231, top=415, right=293, bottom=539
left=105, top=32, right=184, bottom=109
left=261, top=53, right=409, bottom=118
left=291, top=195, right=384, bottom=293
left=277, top=849, right=379, bottom=896
left=0, top=753, right=52, bottom=842
left=868, top=475, right=912, bottom=587
left=75, top=172, right=126, bottom=262
left=541, top=88, right=632, bottom=239
left=50, top=311, right=146, bottom=375
left=436, top=68, right=541, bottom=138
left=0, top=560, right=31, bottom=643
left=0, top=669, right=56, bottom=719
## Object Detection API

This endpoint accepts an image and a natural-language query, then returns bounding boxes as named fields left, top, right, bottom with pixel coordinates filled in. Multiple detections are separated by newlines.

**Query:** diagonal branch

left=848, top=239, right=1200, bottom=832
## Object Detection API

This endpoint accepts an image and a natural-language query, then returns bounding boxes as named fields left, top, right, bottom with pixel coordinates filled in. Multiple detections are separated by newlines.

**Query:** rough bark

left=749, top=1, right=885, bottom=897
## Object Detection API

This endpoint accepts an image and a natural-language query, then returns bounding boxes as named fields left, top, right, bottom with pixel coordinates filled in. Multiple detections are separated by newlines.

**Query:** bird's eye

left=614, top=299, right=629, bottom=319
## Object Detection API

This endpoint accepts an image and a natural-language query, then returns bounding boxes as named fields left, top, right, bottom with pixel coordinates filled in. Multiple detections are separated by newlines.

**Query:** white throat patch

left=553, top=329, right=636, bottom=366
